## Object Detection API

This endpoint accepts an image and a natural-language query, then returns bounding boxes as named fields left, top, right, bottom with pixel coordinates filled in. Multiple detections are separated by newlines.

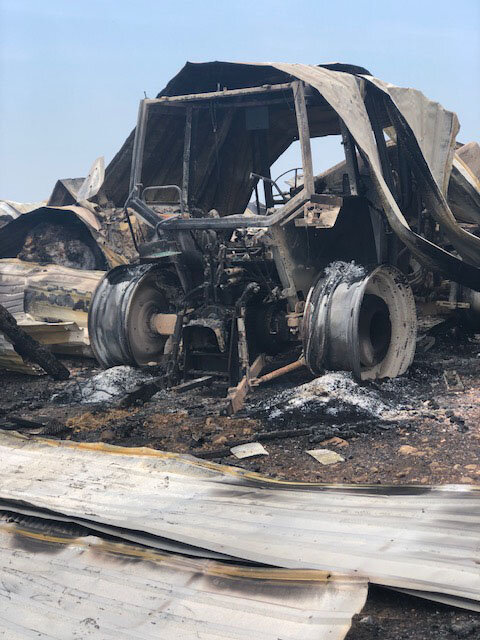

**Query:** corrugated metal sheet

left=0, top=200, right=47, bottom=219
left=0, top=206, right=109, bottom=270
left=0, top=259, right=103, bottom=372
left=0, top=498, right=235, bottom=560
left=0, top=321, right=88, bottom=375
left=0, top=514, right=367, bottom=640
left=449, top=153, right=480, bottom=224
left=1, top=432, right=479, bottom=608
left=363, top=76, right=459, bottom=195
left=272, top=63, right=480, bottom=275
left=358, top=73, right=480, bottom=269
left=0, top=258, right=104, bottom=324
left=457, top=141, right=480, bottom=180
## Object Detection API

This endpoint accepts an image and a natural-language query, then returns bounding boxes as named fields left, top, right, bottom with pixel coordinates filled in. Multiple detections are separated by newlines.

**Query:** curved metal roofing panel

left=0, top=432, right=479, bottom=607
left=0, top=515, right=367, bottom=640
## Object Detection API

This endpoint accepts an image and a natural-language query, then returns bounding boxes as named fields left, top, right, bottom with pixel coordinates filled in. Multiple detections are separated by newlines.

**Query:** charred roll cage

left=90, top=77, right=442, bottom=412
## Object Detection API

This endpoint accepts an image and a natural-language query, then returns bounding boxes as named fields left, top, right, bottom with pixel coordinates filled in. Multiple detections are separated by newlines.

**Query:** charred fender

left=302, top=262, right=417, bottom=380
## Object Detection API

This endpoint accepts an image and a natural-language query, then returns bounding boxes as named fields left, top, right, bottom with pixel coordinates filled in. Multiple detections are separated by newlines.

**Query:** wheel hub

left=302, top=262, right=417, bottom=380
left=89, top=263, right=179, bottom=368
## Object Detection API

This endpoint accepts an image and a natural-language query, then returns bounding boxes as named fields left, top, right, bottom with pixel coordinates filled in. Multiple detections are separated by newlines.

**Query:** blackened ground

left=346, top=587, right=480, bottom=639
left=0, top=326, right=479, bottom=639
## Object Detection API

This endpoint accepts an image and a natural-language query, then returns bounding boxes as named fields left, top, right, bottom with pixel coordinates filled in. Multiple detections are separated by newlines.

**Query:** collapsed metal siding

left=271, top=64, right=480, bottom=277
left=0, top=207, right=108, bottom=270
left=0, top=516, right=367, bottom=640
left=364, top=75, right=459, bottom=196
left=0, top=259, right=104, bottom=373
left=0, top=258, right=104, bottom=323
left=449, top=152, right=480, bottom=224
left=1, top=432, right=479, bottom=607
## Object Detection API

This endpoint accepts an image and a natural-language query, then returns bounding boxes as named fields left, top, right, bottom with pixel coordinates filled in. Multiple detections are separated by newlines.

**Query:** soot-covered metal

left=87, top=62, right=480, bottom=413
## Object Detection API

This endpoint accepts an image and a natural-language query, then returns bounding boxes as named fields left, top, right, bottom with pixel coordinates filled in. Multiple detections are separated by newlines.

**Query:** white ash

left=323, top=260, right=366, bottom=283
left=264, top=371, right=395, bottom=422
left=52, top=366, right=156, bottom=405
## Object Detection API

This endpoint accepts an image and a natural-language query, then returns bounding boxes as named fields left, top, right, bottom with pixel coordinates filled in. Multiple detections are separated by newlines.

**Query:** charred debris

left=0, top=63, right=479, bottom=409
left=1, top=61, right=480, bottom=638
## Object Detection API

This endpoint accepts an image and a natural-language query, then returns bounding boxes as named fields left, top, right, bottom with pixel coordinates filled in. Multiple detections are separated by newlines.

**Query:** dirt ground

left=0, top=323, right=479, bottom=639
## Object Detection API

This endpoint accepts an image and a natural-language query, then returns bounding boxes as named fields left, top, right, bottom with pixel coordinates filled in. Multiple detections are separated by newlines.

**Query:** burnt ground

left=0, top=325, right=479, bottom=638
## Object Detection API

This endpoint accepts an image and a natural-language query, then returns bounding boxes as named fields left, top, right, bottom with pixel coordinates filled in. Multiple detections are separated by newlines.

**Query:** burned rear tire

left=88, top=263, right=178, bottom=368
left=303, top=262, right=417, bottom=380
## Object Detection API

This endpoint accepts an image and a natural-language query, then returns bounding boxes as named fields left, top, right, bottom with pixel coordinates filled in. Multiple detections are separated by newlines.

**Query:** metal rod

left=339, top=118, right=360, bottom=196
left=364, top=89, right=396, bottom=196
left=293, top=81, right=314, bottom=196
left=144, top=83, right=294, bottom=105
left=129, top=99, right=149, bottom=193
left=124, top=207, right=139, bottom=252
left=182, top=106, right=193, bottom=209
left=129, top=189, right=308, bottom=230
left=253, top=357, right=306, bottom=385
left=195, top=109, right=234, bottom=203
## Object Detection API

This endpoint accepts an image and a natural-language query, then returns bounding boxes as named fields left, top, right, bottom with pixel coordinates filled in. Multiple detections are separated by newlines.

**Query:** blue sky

left=1, top=0, right=479, bottom=202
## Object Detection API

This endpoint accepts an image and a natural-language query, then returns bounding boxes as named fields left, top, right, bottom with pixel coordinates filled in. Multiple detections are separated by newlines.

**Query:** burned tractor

left=89, top=62, right=480, bottom=412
